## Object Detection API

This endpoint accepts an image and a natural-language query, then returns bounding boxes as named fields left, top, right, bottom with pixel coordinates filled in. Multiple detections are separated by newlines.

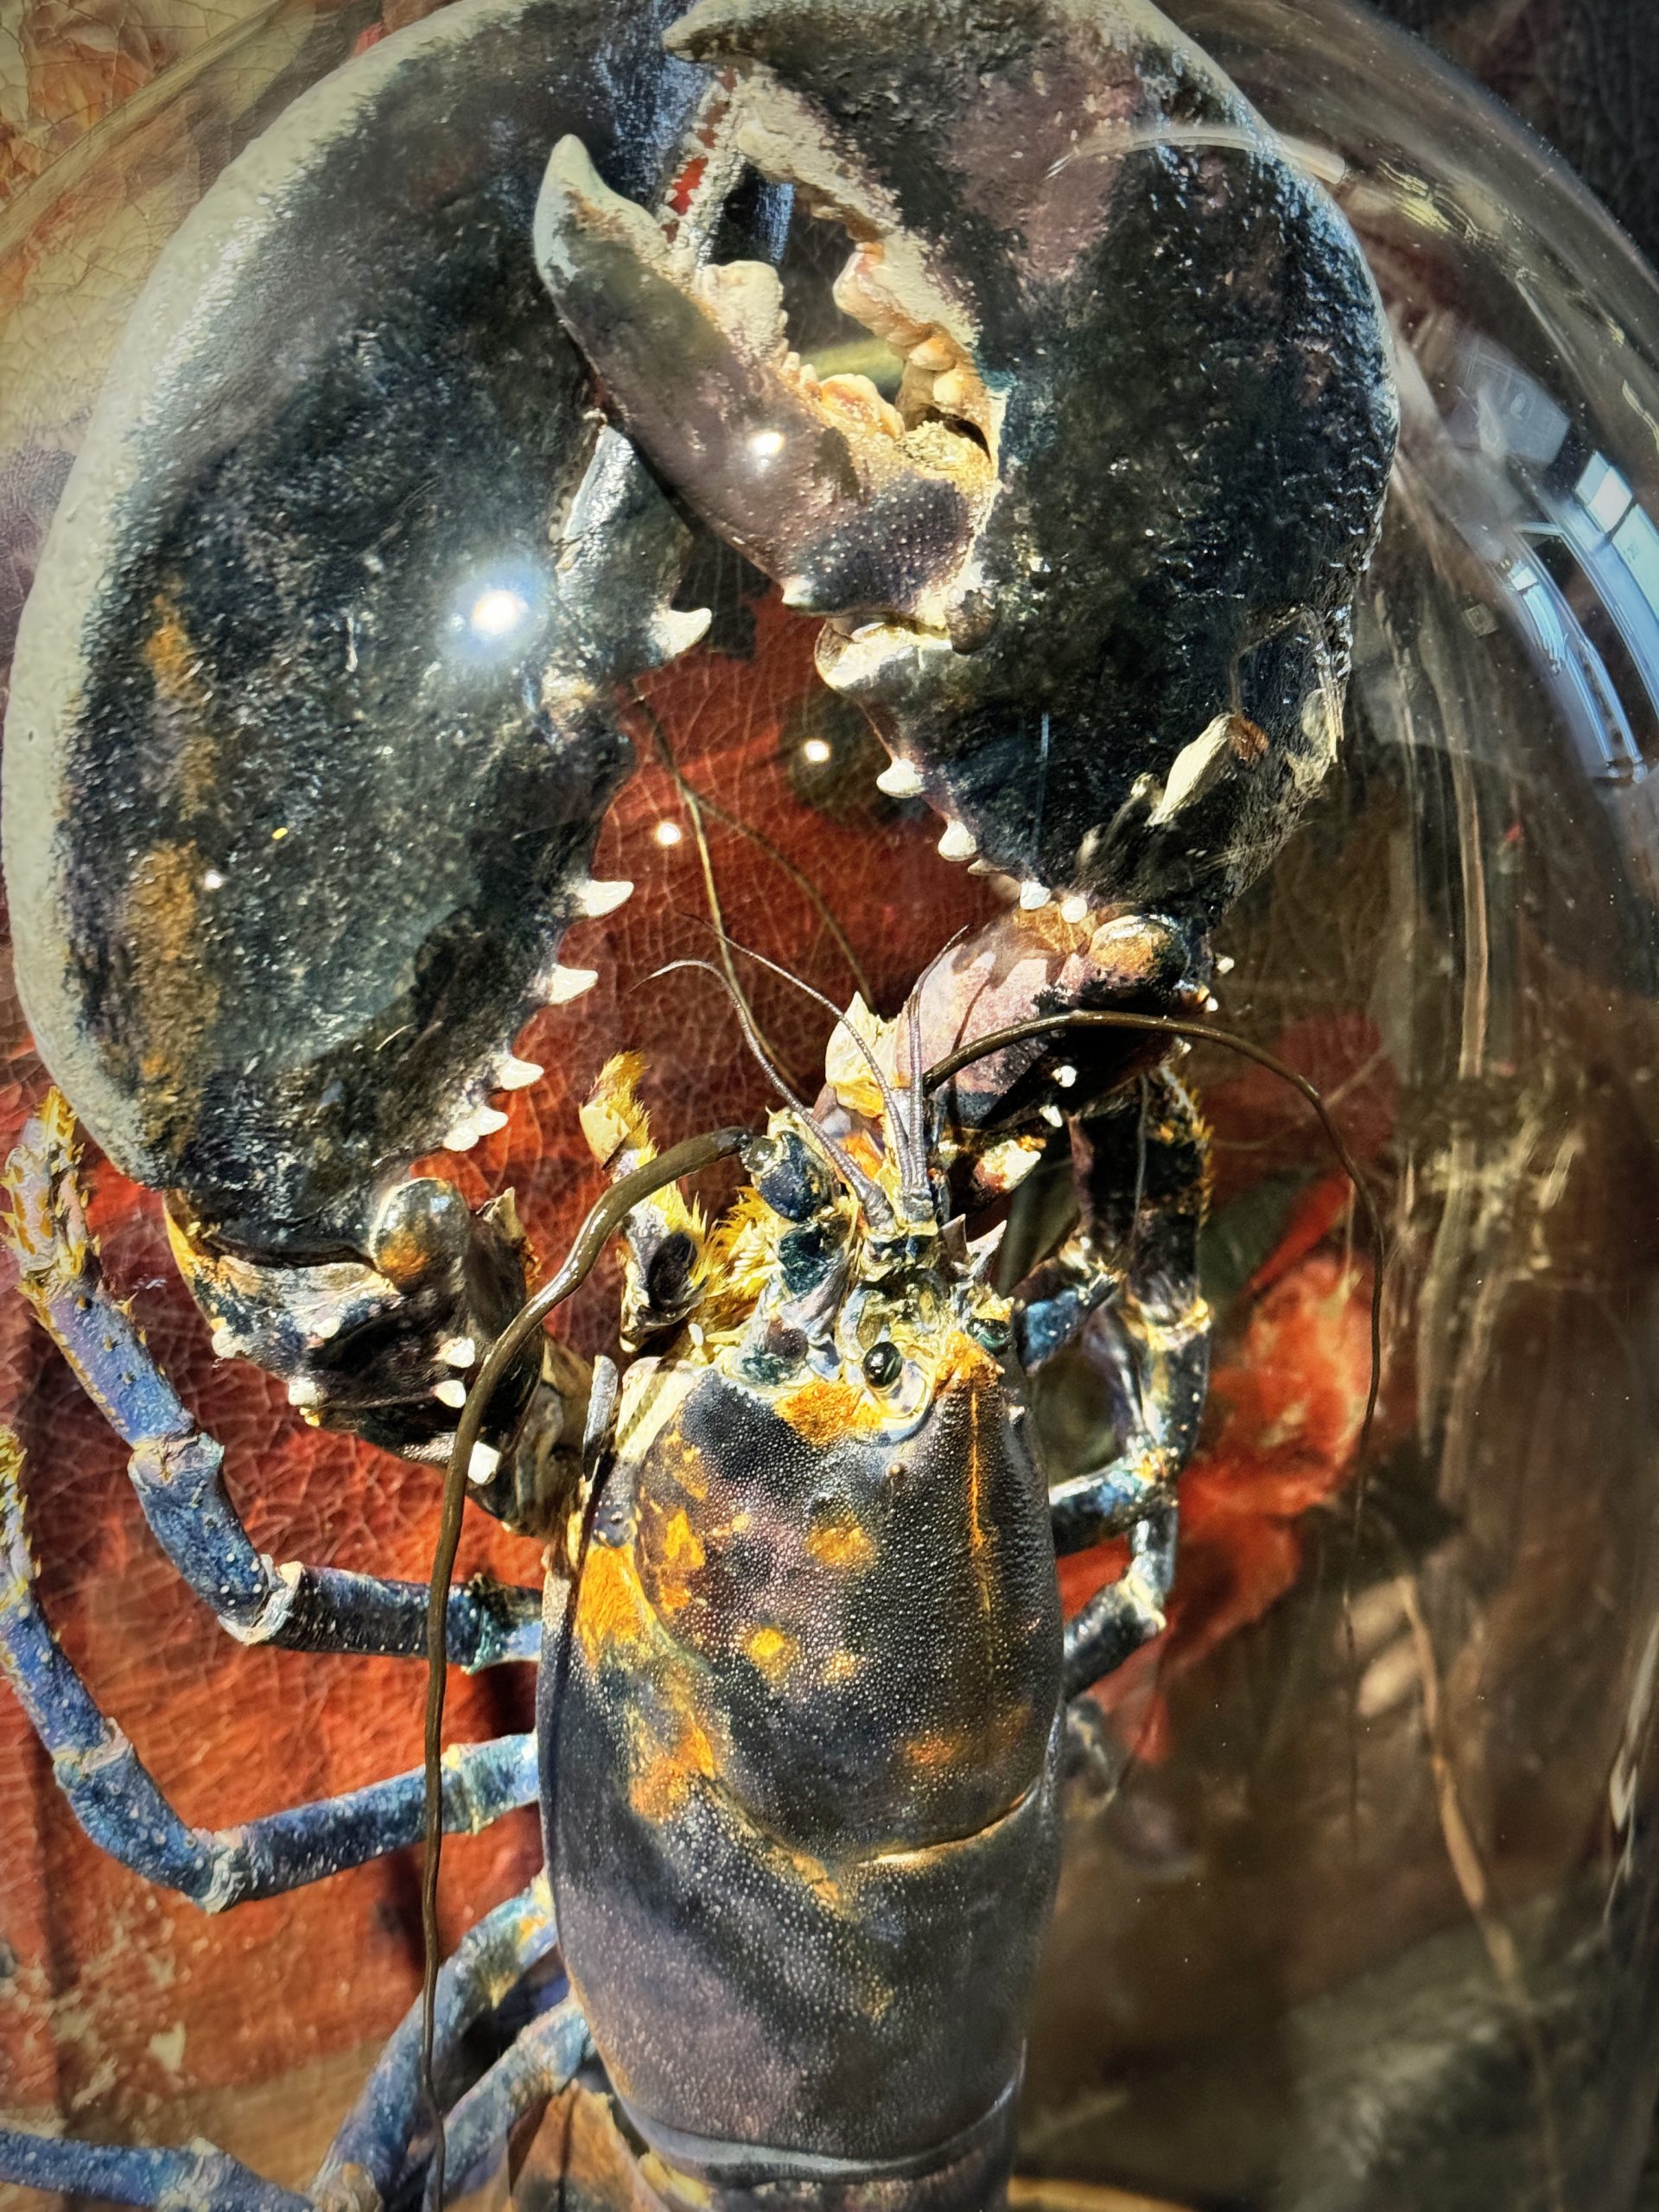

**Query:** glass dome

left=2, top=2, right=1658, bottom=2207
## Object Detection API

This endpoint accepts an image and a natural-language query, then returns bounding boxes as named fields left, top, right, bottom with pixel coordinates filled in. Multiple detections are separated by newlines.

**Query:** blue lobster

left=0, top=0, right=1395, bottom=2204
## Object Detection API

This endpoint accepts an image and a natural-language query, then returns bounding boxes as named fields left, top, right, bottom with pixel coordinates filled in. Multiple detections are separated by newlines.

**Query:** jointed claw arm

left=3, top=1100, right=540, bottom=1669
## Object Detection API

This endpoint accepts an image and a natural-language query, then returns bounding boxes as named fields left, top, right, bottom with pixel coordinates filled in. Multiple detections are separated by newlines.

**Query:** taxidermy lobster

left=0, top=0, right=1395, bottom=2204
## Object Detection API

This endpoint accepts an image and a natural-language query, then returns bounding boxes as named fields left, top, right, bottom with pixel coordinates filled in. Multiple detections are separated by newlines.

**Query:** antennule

left=648, top=958, right=895, bottom=1229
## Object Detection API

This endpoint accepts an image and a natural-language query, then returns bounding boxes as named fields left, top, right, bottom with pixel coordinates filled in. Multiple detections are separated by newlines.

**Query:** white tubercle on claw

left=443, top=1116, right=480, bottom=1153
left=938, top=820, right=976, bottom=861
left=653, top=607, right=713, bottom=660
left=433, top=1378, right=468, bottom=1410
left=499, top=1056, right=543, bottom=1090
left=1018, top=880, right=1049, bottom=911
left=910, top=334, right=957, bottom=374
left=543, top=965, right=599, bottom=1006
left=474, top=1106, right=509, bottom=1138
left=287, top=1376, right=322, bottom=1408
left=439, top=1336, right=477, bottom=1370
left=1040, top=1103, right=1066, bottom=1128
left=1060, top=893, right=1090, bottom=925
left=467, top=1441, right=501, bottom=1486
left=211, top=1325, right=239, bottom=1359
left=876, top=758, right=924, bottom=798
left=573, top=878, right=633, bottom=919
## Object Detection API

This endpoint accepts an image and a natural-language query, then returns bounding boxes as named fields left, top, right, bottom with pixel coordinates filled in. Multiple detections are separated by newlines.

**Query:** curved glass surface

left=1, top=3, right=1657, bottom=2208
left=1023, top=7, right=1659, bottom=2209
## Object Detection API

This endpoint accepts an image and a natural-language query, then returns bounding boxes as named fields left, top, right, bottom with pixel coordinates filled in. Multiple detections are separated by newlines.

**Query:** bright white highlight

left=469, top=588, right=530, bottom=639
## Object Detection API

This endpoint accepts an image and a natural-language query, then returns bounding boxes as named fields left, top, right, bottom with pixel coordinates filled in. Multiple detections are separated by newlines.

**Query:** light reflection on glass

left=1445, top=330, right=1659, bottom=789
left=468, top=586, right=530, bottom=639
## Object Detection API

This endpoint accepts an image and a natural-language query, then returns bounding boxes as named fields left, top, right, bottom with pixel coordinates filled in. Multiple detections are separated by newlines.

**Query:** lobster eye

left=862, top=1341, right=902, bottom=1389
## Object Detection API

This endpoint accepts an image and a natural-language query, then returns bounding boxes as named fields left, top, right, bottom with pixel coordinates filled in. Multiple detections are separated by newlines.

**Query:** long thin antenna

left=699, top=934, right=914, bottom=1201
left=648, top=958, right=894, bottom=1228
left=419, top=1125, right=747, bottom=2207
left=676, top=769, right=877, bottom=1010
left=902, top=994, right=931, bottom=1215
left=625, top=683, right=802, bottom=1089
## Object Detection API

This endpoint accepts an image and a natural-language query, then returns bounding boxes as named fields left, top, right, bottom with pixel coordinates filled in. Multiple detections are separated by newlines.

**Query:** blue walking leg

left=1061, top=1495, right=1179, bottom=1700
left=1016, top=1067, right=1211, bottom=1560
left=0, top=2129, right=309, bottom=2210
left=0, top=1433, right=537, bottom=1910
left=313, top=1874, right=561, bottom=2209
left=424, top=1997, right=591, bottom=2209
left=2, top=1101, right=538, bottom=1669
left=0, top=1879, right=563, bottom=2210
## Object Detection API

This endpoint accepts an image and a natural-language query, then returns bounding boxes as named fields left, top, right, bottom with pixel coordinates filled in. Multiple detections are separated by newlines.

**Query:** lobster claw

left=538, top=0, right=1398, bottom=918
left=536, top=137, right=988, bottom=630
left=2, top=0, right=770, bottom=1487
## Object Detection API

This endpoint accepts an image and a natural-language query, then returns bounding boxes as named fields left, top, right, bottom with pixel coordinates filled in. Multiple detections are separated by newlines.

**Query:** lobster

left=0, top=0, right=1396, bottom=2204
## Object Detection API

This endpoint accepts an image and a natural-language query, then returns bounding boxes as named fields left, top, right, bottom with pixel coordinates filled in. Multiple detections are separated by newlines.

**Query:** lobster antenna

left=419, top=1124, right=748, bottom=2207
left=925, top=1006, right=1386, bottom=1458
left=624, top=683, right=802, bottom=1088
left=686, top=931, right=920, bottom=1212
left=648, top=957, right=895, bottom=1230
left=903, top=994, right=931, bottom=1211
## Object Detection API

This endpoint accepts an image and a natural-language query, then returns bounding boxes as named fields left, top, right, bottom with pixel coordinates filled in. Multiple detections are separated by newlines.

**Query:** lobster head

left=538, top=0, right=1398, bottom=921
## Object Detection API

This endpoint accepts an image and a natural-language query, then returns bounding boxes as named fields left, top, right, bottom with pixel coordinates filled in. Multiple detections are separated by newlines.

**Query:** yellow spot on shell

left=660, top=1509, right=704, bottom=1569
left=574, top=1544, right=653, bottom=1664
left=903, top=1704, right=1034, bottom=1777
left=776, top=1377, right=864, bottom=1446
left=651, top=1506, right=707, bottom=1613
left=744, top=1624, right=799, bottom=1681
left=805, top=1510, right=875, bottom=1573
left=124, top=842, right=218, bottom=1148
left=627, top=1683, right=717, bottom=1823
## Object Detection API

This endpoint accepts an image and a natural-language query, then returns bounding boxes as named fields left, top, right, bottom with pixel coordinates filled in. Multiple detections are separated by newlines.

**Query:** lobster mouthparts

left=537, top=0, right=1399, bottom=916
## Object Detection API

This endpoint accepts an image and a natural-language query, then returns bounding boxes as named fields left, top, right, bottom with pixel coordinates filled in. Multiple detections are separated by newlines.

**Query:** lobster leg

left=1020, top=1067, right=1211, bottom=1558
left=0, top=1433, right=537, bottom=1910
left=1061, top=1496, right=1179, bottom=1703
left=313, top=1872, right=561, bottom=2204
left=3, top=1103, right=541, bottom=1667
left=0, top=1877, right=563, bottom=2209
left=1016, top=1066, right=1211, bottom=1700
left=0, top=2131, right=308, bottom=2212
left=423, top=1996, right=592, bottom=2209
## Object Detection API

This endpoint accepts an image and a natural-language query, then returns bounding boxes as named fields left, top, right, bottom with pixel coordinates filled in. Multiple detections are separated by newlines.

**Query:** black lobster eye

left=862, top=1341, right=902, bottom=1389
